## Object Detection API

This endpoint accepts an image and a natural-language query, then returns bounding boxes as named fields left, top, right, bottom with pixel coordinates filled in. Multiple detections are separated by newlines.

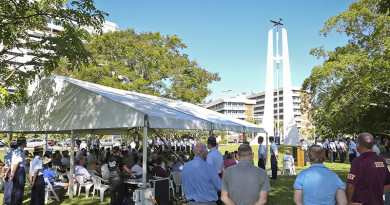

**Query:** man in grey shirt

left=221, top=144, right=271, bottom=205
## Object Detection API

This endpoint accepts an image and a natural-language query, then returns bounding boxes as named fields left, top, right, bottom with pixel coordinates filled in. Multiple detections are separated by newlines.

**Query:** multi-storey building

left=205, top=95, right=256, bottom=122
left=3, top=18, right=119, bottom=91
left=247, top=87, right=313, bottom=138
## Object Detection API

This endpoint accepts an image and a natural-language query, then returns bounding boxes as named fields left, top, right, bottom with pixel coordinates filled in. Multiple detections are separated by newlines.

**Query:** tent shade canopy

left=0, top=74, right=266, bottom=134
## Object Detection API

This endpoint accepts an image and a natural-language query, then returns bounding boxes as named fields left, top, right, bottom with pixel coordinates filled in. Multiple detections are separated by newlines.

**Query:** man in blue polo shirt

left=182, top=142, right=221, bottom=205
left=293, top=145, right=347, bottom=205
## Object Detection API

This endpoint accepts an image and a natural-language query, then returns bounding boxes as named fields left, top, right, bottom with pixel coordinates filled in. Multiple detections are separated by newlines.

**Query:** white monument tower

left=262, top=19, right=301, bottom=145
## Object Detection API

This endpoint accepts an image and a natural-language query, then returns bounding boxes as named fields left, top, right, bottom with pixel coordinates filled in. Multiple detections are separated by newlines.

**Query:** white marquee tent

left=0, top=74, right=266, bottom=199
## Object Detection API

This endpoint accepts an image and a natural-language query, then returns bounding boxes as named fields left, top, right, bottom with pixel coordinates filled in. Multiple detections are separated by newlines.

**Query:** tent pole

left=265, top=132, right=269, bottom=171
left=45, top=132, right=48, bottom=151
left=209, top=123, right=214, bottom=138
left=69, top=130, right=75, bottom=199
left=6, top=131, right=12, bottom=154
left=142, top=116, right=148, bottom=189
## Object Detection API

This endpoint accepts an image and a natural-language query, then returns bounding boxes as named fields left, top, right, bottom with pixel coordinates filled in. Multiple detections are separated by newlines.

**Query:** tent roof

left=0, top=74, right=265, bottom=134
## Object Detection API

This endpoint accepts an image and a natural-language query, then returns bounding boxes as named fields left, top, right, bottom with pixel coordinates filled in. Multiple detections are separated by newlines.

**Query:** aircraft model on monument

left=261, top=19, right=302, bottom=145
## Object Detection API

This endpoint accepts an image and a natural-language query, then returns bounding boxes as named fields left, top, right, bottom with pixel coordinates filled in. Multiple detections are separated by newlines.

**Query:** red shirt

left=347, top=152, right=390, bottom=204
left=151, top=165, right=167, bottom=177
left=223, top=159, right=237, bottom=169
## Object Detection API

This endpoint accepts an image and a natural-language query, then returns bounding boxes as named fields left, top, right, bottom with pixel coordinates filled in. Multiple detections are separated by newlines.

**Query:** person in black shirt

left=107, top=146, right=135, bottom=205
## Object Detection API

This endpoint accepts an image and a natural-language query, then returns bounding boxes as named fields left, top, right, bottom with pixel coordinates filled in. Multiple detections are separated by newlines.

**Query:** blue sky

left=93, top=0, right=354, bottom=102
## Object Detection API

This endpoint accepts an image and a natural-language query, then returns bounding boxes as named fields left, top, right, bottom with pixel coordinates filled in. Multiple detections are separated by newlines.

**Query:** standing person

left=182, top=142, right=221, bottom=205
left=206, top=137, right=223, bottom=177
left=221, top=153, right=237, bottom=176
left=107, top=146, right=135, bottom=205
left=269, top=136, right=278, bottom=180
left=346, top=137, right=357, bottom=163
left=346, top=133, right=390, bottom=205
left=30, top=146, right=44, bottom=205
left=9, top=137, right=27, bottom=205
left=258, top=137, right=266, bottom=170
left=329, top=139, right=336, bottom=163
left=293, top=145, right=347, bottom=205
left=323, top=138, right=329, bottom=159
left=339, top=139, right=347, bottom=163
left=385, top=139, right=389, bottom=153
left=300, top=139, right=308, bottom=165
left=1, top=140, right=18, bottom=205
left=221, top=144, right=270, bottom=205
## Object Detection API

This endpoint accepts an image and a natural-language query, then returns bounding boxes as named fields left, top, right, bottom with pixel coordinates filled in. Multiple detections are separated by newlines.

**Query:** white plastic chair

left=44, top=178, right=60, bottom=204
left=66, top=171, right=79, bottom=195
left=91, top=175, right=109, bottom=202
left=171, top=171, right=184, bottom=197
left=282, top=160, right=295, bottom=176
left=76, top=175, right=93, bottom=198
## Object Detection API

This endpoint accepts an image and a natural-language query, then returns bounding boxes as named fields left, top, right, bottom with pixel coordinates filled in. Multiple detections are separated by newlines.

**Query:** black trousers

left=271, top=155, right=277, bottom=179
left=31, top=175, right=45, bottom=205
left=11, top=167, right=26, bottom=205
left=349, top=153, right=356, bottom=164
left=109, top=178, right=124, bottom=205
left=258, top=158, right=265, bottom=169
left=4, top=171, right=13, bottom=205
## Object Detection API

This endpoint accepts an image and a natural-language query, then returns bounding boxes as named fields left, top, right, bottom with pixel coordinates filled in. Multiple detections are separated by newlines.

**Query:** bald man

left=346, top=133, right=390, bottom=205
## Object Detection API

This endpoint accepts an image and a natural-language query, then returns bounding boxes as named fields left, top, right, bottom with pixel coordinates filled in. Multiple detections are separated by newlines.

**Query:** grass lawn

left=0, top=145, right=351, bottom=204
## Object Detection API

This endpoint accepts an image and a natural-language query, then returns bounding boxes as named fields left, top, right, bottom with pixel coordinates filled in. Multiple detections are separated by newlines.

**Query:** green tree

left=303, top=0, right=390, bottom=135
left=56, top=29, right=220, bottom=104
left=0, top=0, right=107, bottom=108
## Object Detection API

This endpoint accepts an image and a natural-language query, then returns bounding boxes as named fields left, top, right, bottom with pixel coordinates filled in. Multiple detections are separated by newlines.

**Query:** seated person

left=74, top=156, right=91, bottom=182
left=61, top=151, right=70, bottom=169
left=42, top=156, right=69, bottom=198
left=52, top=153, right=66, bottom=171
left=130, top=156, right=143, bottom=178
left=282, top=149, right=295, bottom=176
left=151, top=157, right=168, bottom=177
left=87, top=155, right=101, bottom=175
left=172, top=156, right=184, bottom=172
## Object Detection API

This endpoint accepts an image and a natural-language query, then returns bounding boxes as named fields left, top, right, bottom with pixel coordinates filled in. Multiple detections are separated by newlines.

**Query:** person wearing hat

left=30, top=146, right=44, bottom=205
left=1, top=139, right=18, bottom=205
left=9, top=137, right=27, bottom=205
left=42, top=156, right=69, bottom=199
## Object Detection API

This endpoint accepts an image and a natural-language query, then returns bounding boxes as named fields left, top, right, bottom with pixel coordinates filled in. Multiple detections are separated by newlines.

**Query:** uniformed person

left=9, top=137, right=27, bottom=205
left=30, top=146, right=44, bottom=205
left=108, top=146, right=135, bottom=205
left=1, top=140, right=18, bottom=205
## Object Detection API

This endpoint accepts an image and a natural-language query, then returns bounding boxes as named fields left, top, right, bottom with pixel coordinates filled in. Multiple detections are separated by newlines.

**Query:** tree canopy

left=0, top=0, right=107, bottom=108
left=302, top=0, right=390, bottom=136
left=56, top=29, right=220, bottom=104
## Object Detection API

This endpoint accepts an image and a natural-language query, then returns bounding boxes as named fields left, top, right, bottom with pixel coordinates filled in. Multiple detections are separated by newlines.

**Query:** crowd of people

left=0, top=133, right=389, bottom=205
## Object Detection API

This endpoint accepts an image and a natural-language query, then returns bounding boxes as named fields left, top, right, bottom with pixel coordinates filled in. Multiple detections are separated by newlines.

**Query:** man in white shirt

left=80, top=140, right=87, bottom=150
left=282, top=149, right=295, bottom=176
left=130, top=156, right=143, bottom=177
left=74, top=156, right=91, bottom=182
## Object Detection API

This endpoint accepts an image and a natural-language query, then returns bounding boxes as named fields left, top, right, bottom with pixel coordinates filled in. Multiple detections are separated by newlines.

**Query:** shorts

left=53, top=182, right=64, bottom=189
